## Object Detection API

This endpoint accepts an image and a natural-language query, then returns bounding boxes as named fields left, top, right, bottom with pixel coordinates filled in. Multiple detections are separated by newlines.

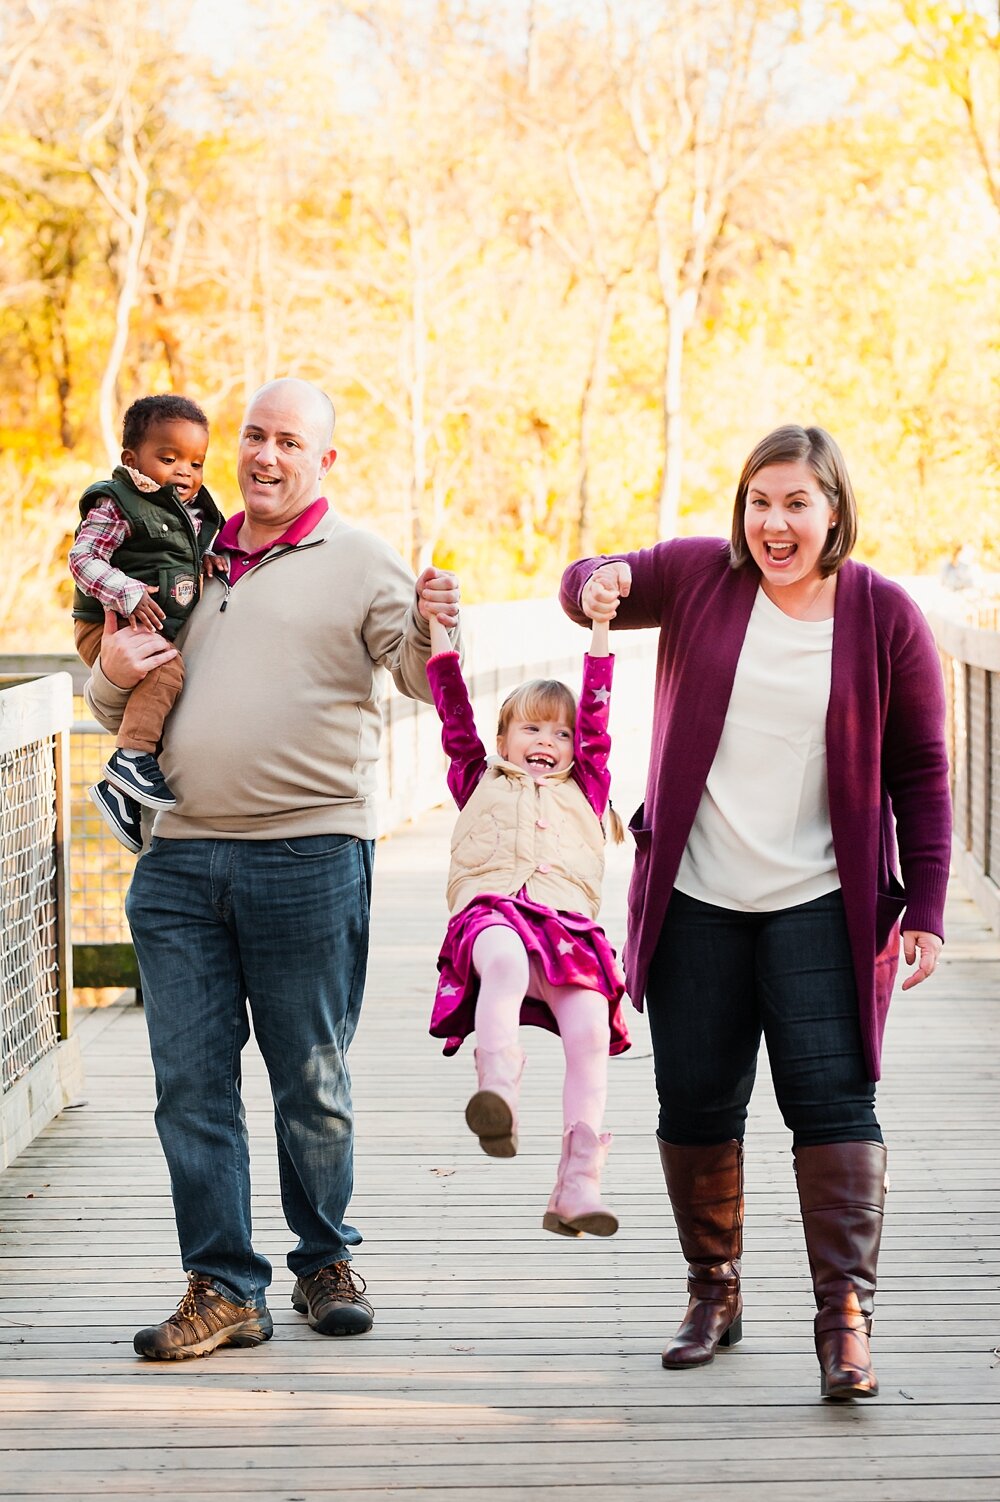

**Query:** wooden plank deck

left=1, top=803, right=999, bottom=1501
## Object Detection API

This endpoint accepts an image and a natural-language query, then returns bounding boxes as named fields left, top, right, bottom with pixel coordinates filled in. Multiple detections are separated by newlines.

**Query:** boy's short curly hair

left=122, top=395, right=209, bottom=451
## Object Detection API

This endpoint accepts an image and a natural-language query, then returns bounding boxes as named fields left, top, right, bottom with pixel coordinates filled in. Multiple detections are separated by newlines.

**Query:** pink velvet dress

left=426, top=651, right=629, bottom=1058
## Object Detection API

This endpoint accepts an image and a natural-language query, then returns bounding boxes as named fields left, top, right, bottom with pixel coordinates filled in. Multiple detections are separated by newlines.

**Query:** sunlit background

left=1, top=0, right=998, bottom=649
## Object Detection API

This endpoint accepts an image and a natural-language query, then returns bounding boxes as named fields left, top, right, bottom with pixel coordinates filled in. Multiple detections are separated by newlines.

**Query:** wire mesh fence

left=70, top=699, right=135, bottom=947
left=0, top=720, right=61, bottom=1092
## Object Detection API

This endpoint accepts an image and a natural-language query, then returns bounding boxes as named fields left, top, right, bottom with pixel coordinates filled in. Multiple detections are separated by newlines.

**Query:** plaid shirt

left=69, top=494, right=206, bottom=617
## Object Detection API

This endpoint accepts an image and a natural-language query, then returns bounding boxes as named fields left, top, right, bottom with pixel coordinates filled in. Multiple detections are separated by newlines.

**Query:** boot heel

left=229, top=1327, right=272, bottom=1348
left=542, top=1210, right=582, bottom=1237
left=466, top=1048, right=524, bottom=1157
left=719, top=1313, right=742, bottom=1348
left=465, top=1090, right=517, bottom=1156
left=543, top=1123, right=615, bottom=1239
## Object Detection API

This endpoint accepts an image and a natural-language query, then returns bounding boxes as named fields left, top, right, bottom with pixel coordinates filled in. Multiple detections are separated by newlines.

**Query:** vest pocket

left=135, top=511, right=178, bottom=539
left=451, top=811, right=502, bottom=872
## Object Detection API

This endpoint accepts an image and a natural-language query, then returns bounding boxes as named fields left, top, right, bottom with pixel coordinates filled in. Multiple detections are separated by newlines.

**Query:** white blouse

left=674, top=586, right=841, bottom=912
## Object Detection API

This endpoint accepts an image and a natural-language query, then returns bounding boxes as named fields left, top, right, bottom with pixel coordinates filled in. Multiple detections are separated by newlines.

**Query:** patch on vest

left=171, top=575, right=196, bottom=608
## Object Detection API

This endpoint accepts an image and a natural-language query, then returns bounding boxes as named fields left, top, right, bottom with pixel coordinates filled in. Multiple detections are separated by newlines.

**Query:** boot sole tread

left=133, top=1320, right=271, bottom=1360
left=542, top=1210, right=618, bottom=1237
left=466, top=1091, right=517, bottom=1155
left=465, top=1091, right=513, bottom=1135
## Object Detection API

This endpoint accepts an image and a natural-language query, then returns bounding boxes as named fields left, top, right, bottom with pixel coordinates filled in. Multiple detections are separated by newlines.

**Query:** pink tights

left=471, top=924, right=610, bottom=1133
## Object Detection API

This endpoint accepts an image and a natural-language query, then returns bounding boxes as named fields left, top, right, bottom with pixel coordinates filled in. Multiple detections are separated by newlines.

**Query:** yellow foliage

left=0, top=0, right=997, bottom=652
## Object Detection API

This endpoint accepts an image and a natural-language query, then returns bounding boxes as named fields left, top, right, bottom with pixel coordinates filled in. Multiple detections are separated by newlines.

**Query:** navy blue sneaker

left=103, top=749, right=177, bottom=809
left=88, top=780, right=143, bottom=854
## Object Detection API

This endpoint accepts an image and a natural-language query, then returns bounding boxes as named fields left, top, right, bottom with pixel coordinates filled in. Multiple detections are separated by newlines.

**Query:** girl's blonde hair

left=496, top=678, right=625, bottom=844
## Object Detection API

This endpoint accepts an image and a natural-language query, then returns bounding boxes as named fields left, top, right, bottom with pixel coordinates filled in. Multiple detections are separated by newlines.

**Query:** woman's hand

left=900, top=930, right=942, bottom=990
left=582, top=561, right=632, bottom=621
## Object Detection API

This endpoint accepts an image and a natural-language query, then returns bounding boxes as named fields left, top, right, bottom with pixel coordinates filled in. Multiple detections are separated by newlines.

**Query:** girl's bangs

left=499, top=679, right=576, bottom=733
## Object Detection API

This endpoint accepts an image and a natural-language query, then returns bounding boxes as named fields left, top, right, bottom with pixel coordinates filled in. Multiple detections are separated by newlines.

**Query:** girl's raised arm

left=429, top=614, right=453, bottom=656
left=590, top=619, right=610, bottom=658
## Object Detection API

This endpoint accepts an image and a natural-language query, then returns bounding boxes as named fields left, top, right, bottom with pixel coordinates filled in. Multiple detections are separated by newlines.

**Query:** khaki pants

left=75, top=619, right=185, bottom=756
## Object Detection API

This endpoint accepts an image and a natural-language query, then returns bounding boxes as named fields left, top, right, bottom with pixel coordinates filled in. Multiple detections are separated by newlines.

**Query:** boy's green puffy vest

left=71, top=468, right=225, bottom=641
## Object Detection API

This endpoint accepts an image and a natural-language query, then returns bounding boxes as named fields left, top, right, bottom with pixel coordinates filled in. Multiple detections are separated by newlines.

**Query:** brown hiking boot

left=133, top=1272, right=273, bottom=1361
left=291, top=1261, right=374, bottom=1335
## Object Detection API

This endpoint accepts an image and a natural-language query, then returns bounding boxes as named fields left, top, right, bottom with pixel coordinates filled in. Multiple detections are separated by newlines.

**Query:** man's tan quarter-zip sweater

left=85, top=508, right=459, bottom=840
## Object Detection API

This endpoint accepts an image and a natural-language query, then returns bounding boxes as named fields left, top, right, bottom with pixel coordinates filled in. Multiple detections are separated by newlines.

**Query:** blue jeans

left=646, top=888, right=881, bottom=1148
left=125, top=833, right=374, bottom=1308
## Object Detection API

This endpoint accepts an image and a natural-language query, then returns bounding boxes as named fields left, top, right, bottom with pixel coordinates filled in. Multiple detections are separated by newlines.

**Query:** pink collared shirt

left=215, top=498, right=329, bottom=583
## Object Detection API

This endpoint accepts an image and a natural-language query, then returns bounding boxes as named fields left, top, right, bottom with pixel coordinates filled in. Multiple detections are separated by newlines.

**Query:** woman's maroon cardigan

left=560, top=538, right=952, bottom=1080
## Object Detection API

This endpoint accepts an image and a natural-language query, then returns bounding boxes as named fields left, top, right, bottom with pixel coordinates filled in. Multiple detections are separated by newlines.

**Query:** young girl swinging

left=425, top=600, right=629, bottom=1236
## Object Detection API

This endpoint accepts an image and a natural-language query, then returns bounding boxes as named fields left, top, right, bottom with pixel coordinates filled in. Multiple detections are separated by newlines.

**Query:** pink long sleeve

left=574, top=653, right=614, bottom=818
left=426, top=651, right=488, bottom=809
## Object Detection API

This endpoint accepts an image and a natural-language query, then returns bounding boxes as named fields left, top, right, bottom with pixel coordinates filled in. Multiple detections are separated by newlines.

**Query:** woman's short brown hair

left=729, top=425, right=858, bottom=577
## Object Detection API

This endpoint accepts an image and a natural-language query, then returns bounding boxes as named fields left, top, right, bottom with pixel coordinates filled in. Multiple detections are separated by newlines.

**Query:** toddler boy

left=70, top=394, right=224, bottom=850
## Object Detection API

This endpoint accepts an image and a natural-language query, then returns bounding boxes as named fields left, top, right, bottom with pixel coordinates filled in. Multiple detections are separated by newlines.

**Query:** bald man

left=85, top=378, right=460, bottom=1359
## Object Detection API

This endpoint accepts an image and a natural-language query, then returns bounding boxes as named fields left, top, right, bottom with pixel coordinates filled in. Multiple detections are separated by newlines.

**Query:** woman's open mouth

left=765, top=541, right=797, bottom=564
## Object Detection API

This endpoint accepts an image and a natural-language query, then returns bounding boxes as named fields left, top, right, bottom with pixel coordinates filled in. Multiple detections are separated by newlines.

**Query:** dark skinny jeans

left=646, top=888, right=881, bottom=1148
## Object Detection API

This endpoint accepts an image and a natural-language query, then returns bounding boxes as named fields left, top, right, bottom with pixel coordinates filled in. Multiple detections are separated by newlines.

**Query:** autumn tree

left=0, top=0, right=997, bottom=651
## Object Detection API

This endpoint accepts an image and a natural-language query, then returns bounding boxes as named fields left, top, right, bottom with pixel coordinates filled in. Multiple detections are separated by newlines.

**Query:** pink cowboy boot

left=542, top=1122, right=619, bottom=1237
left=465, top=1045, right=525, bottom=1157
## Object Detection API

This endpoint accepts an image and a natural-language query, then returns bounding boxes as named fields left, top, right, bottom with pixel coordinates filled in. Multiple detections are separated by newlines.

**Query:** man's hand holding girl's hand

left=416, top=567, right=460, bottom=629
left=582, top=561, right=632, bottom=622
left=416, top=567, right=460, bottom=657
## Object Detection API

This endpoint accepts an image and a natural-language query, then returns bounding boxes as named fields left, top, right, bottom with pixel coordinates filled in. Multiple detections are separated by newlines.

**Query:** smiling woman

left=560, top=423, right=952, bottom=1403
left=731, top=427, right=859, bottom=622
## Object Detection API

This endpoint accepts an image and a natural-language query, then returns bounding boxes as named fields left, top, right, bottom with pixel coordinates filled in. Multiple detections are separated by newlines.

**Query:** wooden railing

left=4, top=591, right=997, bottom=1003
left=929, top=612, right=1000, bottom=933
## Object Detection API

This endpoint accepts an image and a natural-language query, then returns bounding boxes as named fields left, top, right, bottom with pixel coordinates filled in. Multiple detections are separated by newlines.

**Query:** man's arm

left=363, top=547, right=461, bottom=702
left=83, top=611, right=180, bottom=732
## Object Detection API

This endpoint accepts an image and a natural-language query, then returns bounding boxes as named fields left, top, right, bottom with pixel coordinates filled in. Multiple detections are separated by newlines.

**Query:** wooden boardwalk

left=1, top=803, right=999, bottom=1501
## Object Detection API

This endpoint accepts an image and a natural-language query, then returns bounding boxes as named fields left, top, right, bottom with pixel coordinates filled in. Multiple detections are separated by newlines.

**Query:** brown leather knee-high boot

left=657, top=1138, right=744, bottom=1368
left=794, top=1141, right=887, bottom=1400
